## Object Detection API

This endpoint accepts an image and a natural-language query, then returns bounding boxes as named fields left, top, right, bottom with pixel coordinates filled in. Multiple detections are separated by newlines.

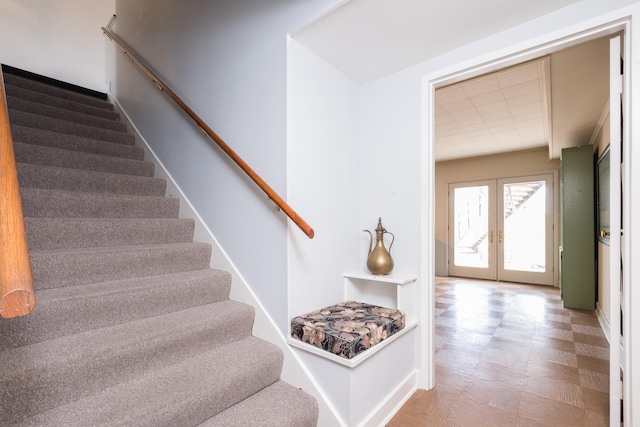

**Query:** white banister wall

left=109, top=0, right=342, bottom=334
left=0, top=0, right=115, bottom=92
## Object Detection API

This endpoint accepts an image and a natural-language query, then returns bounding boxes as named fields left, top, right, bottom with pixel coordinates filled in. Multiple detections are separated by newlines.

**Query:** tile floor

left=387, top=276, right=610, bottom=427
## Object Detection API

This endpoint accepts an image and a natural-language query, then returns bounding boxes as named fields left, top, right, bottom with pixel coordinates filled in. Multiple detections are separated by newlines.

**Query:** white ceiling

left=435, top=59, right=551, bottom=162
left=294, top=0, right=610, bottom=162
left=293, top=0, right=583, bottom=84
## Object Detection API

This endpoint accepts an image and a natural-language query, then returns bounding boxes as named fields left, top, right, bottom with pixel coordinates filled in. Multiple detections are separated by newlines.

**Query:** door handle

left=498, top=230, right=503, bottom=244
left=489, top=231, right=494, bottom=243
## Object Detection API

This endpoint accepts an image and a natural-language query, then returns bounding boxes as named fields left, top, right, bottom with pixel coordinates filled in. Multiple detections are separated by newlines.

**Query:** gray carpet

left=1, top=69, right=318, bottom=426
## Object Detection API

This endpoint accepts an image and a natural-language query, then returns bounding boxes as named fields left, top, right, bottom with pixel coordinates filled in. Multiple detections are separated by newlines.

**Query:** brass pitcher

left=363, top=217, right=394, bottom=275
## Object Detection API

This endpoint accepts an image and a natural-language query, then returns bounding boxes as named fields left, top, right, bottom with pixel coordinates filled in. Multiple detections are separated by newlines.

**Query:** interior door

left=608, top=34, right=623, bottom=427
left=448, top=174, right=554, bottom=285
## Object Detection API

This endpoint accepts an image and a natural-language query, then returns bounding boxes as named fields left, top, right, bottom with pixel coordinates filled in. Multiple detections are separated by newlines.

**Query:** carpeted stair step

left=199, top=380, right=319, bottom=427
left=12, top=125, right=144, bottom=160
left=0, top=269, right=232, bottom=349
left=7, top=337, right=284, bottom=427
left=3, top=72, right=113, bottom=110
left=8, top=109, right=134, bottom=145
left=7, top=95, right=127, bottom=132
left=14, top=142, right=154, bottom=177
left=20, top=188, right=179, bottom=219
left=30, top=242, right=212, bottom=290
left=14, top=140, right=151, bottom=176
left=4, top=83, right=120, bottom=121
left=25, top=217, right=195, bottom=250
left=17, top=163, right=167, bottom=196
left=0, top=301, right=257, bottom=425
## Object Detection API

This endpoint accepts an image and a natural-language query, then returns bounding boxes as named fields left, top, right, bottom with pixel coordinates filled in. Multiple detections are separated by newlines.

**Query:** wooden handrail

left=0, top=66, right=36, bottom=318
left=102, top=27, right=315, bottom=239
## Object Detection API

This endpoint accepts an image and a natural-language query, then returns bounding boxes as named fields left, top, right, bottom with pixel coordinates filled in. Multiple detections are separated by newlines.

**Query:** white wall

left=358, top=0, right=640, bottom=413
left=109, top=0, right=342, bottom=333
left=287, top=38, right=360, bottom=316
left=360, top=71, right=424, bottom=277
left=0, top=0, right=114, bottom=91
left=288, top=38, right=419, bottom=426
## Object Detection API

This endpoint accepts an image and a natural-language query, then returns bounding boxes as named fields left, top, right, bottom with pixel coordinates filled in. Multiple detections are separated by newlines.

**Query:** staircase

left=0, top=68, right=318, bottom=427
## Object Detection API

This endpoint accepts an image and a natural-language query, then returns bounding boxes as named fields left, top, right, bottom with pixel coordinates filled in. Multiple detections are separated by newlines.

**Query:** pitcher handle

left=385, top=231, right=395, bottom=254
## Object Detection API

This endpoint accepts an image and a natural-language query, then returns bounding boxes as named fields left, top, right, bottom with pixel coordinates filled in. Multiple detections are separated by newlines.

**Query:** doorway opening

left=421, top=16, right=629, bottom=425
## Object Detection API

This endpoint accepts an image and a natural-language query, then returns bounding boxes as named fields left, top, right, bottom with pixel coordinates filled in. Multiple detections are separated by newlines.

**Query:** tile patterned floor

left=387, top=277, right=610, bottom=427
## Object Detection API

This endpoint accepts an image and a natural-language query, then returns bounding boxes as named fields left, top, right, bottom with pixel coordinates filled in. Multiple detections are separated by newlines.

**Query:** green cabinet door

left=560, top=145, right=596, bottom=310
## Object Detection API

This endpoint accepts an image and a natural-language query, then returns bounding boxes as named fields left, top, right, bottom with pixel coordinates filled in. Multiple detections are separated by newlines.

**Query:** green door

left=560, top=145, right=595, bottom=310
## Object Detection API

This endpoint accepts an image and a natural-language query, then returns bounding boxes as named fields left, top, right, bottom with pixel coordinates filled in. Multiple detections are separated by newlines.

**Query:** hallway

left=388, top=277, right=609, bottom=426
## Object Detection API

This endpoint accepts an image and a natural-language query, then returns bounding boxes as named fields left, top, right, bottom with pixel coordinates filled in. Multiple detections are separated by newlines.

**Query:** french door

left=448, top=174, right=554, bottom=285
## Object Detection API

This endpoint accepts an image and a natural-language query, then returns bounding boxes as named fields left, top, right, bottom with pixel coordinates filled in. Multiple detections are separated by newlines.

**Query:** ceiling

left=293, top=0, right=610, bottom=162
left=435, top=59, right=551, bottom=162
left=435, top=37, right=610, bottom=161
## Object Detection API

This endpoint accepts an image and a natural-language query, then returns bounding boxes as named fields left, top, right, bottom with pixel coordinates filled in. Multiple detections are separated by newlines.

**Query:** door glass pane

left=453, top=185, right=489, bottom=268
left=502, top=180, right=546, bottom=272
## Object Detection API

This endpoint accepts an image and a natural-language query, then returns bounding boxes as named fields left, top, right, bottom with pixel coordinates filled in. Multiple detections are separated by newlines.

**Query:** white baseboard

left=109, top=95, right=344, bottom=427
left=359, top=370, right=417, bottom=427
left=596, top=301, right=611, bottom=343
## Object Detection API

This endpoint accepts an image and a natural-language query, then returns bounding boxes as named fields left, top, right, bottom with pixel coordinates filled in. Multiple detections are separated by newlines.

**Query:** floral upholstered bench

left=290, top=301, right=405, bottom=359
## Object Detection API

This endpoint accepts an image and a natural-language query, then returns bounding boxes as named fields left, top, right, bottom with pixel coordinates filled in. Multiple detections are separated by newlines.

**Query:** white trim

left=358, top=370, right=418, bottom=427
left=287, top=321, right=418, bottom=368
left=608, top=35, right=623, bottom=425
left=621, top=11, right=635, bottom=424
left=108, top=95, right=345, bottom=427
left=597, top=300, right=612, bottom=343
left=599, top=297, right=627, bottom=400
left=419, top=69, right=436, bottom=389
left=588, top=100, right=611, bottom=147
left=540, top=57, right=554, bottom=160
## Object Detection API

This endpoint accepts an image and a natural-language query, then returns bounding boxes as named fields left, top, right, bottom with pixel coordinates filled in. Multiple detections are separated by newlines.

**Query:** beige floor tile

left=391, top=277, right=610, bottom=426
left=518, top=392, right=587, bottom=426
left=579, top=369, right=609, bottom=393
left=575, top=342, right=609, bottom=360
left=526, top=359, right=581, bottom=385
left=577, top=354, right=609, bottom=374
left=448, top=394, right=519, bottom=427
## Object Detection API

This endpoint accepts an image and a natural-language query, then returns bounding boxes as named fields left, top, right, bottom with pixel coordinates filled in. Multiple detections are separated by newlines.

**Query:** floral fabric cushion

left=290, top=301, right=405, bottom=359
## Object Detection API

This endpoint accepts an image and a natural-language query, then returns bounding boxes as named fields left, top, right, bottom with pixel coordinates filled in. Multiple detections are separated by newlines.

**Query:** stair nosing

left=17, top=162, right=167, bottom=196
left=3, top=72, right=113, bottom=110
left=4, top=82, right=120, bottom=120
left=12, top=125, right=144, bottom=160
left=9, top=109, right=134, bottom=146
left=6, top=337, right=282, bottom=427
left=7, top=95, right=127, bottom=132
left=29, top=241, right=210, bottom=256
left=15, top=141, right=154, bottom=177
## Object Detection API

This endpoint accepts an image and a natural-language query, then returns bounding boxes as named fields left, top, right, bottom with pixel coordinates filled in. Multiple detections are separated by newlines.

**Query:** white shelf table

left=287, top=271, right=419, bottom=367
left=343, top=270, right=418, bottom=325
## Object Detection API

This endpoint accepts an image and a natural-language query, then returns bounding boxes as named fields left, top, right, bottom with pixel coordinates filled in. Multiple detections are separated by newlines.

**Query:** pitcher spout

left=363, top=229, right=373, bottom=256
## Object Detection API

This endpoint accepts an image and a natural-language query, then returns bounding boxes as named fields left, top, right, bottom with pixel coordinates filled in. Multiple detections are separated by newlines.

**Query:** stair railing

left=102, top=26, right=315, bottom=239
left=0, top=66, right=36, bottom=318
